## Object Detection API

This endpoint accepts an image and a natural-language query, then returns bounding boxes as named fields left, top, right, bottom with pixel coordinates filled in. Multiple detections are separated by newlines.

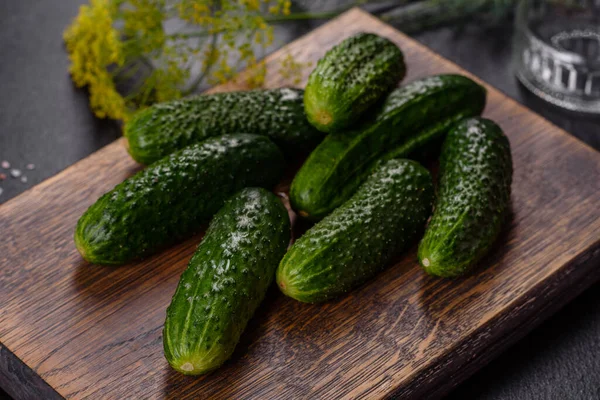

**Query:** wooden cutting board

left=1, top=8, right=599, bottom=400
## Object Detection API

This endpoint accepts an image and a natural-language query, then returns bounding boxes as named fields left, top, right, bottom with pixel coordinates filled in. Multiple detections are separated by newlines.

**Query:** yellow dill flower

left=268, top=0, right=290, bottom=15
left=63, top=0, right=128, bottom=121
left=245, top=60, right=267, bottom=88
left=122, top=0, right=166, bottom=53
left=281, top=0, right=291, bottom=15
left=279, top=53, right=310, bottom=85
left=241, top=0, right=261, bottom=12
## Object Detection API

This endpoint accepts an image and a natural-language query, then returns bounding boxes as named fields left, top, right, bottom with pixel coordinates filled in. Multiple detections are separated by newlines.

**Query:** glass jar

left=513, top=0, right=600, bottom=113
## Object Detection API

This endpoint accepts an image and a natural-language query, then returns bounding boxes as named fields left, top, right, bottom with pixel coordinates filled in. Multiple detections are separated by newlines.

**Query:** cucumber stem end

left=314, top=109, right=333, bottom=128
left=180, top=362, right=194, bottom=372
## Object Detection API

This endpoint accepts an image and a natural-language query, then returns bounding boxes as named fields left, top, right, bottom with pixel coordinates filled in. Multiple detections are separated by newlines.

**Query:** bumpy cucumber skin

left=418, top=118, right=512, bottom=278
left=278, top=159, right=434, bottom=303
left=304, top=32, right=405, bottom=133
left=75, top=134, right=284, bottom=265
left=163, top=188, right=290, bottom=375
left=124, top=88, right=323, bottom=165
left=291, top=74, right=486, bottom=220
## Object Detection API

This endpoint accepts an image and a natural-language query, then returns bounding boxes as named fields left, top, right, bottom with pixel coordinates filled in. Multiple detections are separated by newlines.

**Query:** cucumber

left=75, top=134, right=284, bottom=265
left=291, top=74, right=486, bottom=220
left=418, top=117, right=512, bottom=278
left=304, top=32, right=405, bottom=133
left=163, top=188, right=290, bottom=375
left=125, top=88, right=323, bottom=165
left=277, top=159, right=434, bottom=303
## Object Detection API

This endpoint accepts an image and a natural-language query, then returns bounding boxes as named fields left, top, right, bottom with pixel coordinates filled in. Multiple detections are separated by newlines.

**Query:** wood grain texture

left=1, top=8, right=600, bottom=400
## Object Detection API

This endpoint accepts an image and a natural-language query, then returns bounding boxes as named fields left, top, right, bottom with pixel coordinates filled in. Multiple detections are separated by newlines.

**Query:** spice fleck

left=11, top=169, right=22, bottom=178
left=0, top=173, right=5, bottom=181
left=1, top=161, right=9, bottom=169
left=26, top=164, right=35, bottom=170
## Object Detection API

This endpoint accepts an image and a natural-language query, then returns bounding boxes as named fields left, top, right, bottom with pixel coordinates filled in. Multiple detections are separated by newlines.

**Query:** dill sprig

left=64, top=0, right=296, bottom=121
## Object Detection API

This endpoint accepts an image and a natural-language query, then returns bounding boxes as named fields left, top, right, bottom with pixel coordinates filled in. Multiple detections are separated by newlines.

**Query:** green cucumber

left=418, top=117, right=512, bottom=278
left=125, top=88, right=323, bottom=165
left=291, top=74, right=486, bottom=220
left=277, top=159, right=434, bottom=303
left=75, top=134, right=284, bottom=265
left=163, top=187, right=290, bottom=375
left=304, top=32, right=405, bottom=132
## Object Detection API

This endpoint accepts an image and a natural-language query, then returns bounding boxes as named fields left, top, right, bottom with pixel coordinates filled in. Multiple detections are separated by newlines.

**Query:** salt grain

left=21, top=176, right=28, bottom=183
left=26, top=164, right=35, bottom=170
left=0, top=187, right=3, bottom=196
left=1, top=161, right=9, bottom=169
left=10, top=169, right=22, bottom=178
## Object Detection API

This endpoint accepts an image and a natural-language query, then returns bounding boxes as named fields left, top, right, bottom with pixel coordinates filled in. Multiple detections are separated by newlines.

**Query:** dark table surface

left=1, top=1, right=599, bottom=399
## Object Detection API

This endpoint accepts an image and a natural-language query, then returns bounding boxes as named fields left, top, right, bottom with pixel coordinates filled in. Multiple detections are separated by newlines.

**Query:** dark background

left=1, top=1, right=599, bottom=399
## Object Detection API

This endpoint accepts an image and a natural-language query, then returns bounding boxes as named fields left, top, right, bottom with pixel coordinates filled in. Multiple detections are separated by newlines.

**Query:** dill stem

left=183, top=34, right=218, bottom=95
left=263, top=10, right=346, bottom=23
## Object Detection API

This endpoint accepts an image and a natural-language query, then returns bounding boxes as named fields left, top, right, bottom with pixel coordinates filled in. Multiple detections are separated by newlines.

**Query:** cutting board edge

left=390, top=241, right=600, bottom=398
left=0, top=344, right=63, bottom=400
